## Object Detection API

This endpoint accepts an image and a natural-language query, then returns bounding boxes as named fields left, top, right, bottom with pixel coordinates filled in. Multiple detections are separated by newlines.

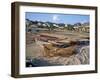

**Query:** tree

left=26, top=19, right=33, bottom=28
left=67, top=24, right=74, bottom=30
left=46, top=22, right=56, bottom=32
left=74, top=23, right=82, bottom=26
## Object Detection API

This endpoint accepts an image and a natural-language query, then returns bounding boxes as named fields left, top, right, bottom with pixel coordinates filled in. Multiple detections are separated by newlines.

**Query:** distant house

left=37, top=22, right=42, bottom=26
left=73, top=22, right=89, bottom=32
left=74, top=25, right=89, bottom=32
left=53, top=23, right=59, bottom=28
left=42, top=23, right=47, bottom=27
left=65, top=24, right=68, bottom=27
left=81, top=26, right=89, bottom=32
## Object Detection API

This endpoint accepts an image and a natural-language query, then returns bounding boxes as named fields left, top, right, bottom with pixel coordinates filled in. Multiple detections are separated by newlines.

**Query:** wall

left=0, top=0, right=99, bottom=80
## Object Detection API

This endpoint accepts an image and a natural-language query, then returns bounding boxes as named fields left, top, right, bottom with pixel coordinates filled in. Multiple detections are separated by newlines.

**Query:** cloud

left=53, top=15, right=59, bottom=22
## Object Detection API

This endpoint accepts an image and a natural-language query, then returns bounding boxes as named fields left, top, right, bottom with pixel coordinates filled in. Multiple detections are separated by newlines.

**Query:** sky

left=26, top=12, right=90, bottom=25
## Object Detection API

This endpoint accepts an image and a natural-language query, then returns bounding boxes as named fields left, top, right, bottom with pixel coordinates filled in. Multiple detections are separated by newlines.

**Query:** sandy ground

left=26, top=30, right=89, bottom=66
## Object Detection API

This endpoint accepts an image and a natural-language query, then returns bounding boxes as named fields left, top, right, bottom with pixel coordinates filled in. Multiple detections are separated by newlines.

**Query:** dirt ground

left=26, top=30, right=89, bottom=67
